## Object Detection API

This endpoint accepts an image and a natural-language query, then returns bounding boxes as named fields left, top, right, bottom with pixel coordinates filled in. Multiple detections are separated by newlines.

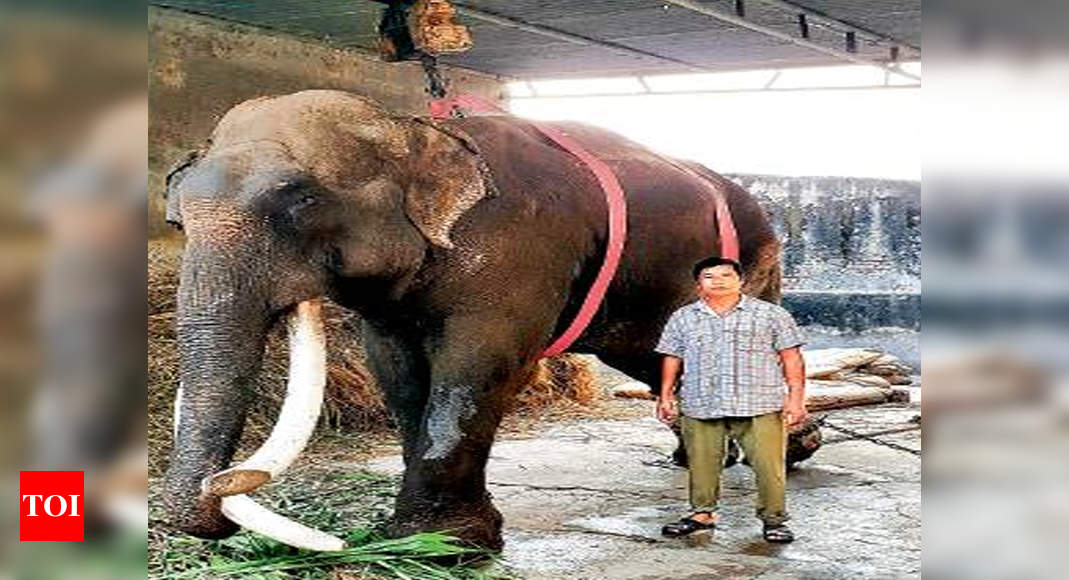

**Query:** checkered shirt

left=655, top=295, right=806, bottom=419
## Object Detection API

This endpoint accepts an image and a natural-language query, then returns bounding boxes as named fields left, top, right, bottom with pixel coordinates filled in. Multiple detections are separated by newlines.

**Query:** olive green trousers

left=681, top=412, right=789, bottom=525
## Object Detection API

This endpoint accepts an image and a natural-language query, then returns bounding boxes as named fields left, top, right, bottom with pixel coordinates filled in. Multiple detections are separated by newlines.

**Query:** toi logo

left=19, top=471, right=84, bottom=541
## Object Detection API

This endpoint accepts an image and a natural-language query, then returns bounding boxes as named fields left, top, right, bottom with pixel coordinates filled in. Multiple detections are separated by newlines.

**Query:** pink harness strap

left=525, top=122, right=628, bottom=358
left=713, top=185, right=740, bottom=262
left=428, top=95, right=736, bottom=357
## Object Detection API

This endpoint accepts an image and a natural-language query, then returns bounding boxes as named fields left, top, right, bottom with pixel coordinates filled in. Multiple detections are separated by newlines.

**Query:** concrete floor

left=367, top=400, right=920, bottom=579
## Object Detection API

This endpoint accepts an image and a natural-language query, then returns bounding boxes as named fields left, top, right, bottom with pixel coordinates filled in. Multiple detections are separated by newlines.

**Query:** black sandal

left=661, top=514, right=716, bottom=537
left=763, top=524, right=794, bottom=543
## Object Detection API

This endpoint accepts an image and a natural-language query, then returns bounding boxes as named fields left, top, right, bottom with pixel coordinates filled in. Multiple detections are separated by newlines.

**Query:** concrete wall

left=148, top=6, right=506, bottom=237
left=732, top=175, right=921, bottom=295
left=731, top=174, right=921, bottom=367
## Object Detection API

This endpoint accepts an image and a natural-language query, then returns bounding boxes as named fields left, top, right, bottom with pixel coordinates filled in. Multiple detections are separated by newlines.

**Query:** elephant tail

left=675, top=160, right=784, bottom=303
left=745, top=239, right=783, bottom=304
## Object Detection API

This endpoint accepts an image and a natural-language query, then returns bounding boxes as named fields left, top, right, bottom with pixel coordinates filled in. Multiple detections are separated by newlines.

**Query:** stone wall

left=148, top=6, right=505, bottom=237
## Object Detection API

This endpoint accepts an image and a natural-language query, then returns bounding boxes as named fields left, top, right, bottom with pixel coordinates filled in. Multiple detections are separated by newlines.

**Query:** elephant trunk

left=163, top=264, right=342, bottom=549
left=162, top=267, right=270, bottom=539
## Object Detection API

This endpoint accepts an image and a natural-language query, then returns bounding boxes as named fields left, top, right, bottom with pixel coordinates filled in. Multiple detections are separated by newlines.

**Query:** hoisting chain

left=420, top=52, right=464, bottom=117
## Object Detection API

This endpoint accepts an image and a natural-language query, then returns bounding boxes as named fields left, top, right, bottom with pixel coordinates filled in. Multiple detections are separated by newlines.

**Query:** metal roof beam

left=659, top=0, right=920, bottom=82
left=509, top=83, right=920, bottom=100
left=450, top=2, right=718, bottom=75
left=752, top=0, right=920, bottom=53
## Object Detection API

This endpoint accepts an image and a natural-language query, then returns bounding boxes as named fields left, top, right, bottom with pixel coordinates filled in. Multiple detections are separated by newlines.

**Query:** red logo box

left=19, top=471, right=84, bottom=541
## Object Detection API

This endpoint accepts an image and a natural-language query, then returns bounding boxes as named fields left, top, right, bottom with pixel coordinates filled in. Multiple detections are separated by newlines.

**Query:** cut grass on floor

left=157, top=530, right=504, bottom=580
left=150, top=468, right=518, bottom=579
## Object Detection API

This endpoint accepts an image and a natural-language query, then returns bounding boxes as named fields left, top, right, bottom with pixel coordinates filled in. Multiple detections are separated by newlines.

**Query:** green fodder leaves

left=157, top=531, right=510, bottom=580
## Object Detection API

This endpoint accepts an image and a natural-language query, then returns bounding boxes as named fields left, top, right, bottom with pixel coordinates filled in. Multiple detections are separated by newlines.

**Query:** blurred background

left=0, top=0, right=147, bottom=578
left=923, top=2, right=1069, bottom=579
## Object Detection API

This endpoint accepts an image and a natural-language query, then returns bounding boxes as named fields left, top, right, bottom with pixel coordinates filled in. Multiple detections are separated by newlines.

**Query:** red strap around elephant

left=429, top=95, right=627, bottom=358
left=428, top=95, right=738, bottom=357
left=714, top=189, right=739, bottom=262
left=529, top=123, right=628, bottom=358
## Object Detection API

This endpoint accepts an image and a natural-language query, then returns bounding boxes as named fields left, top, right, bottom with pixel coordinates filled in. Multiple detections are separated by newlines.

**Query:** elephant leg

left=598, top=352, right=690, bottom=466
left=386, top=318, right=536, bottom=551
left=362, top=322, right=429, bottom=464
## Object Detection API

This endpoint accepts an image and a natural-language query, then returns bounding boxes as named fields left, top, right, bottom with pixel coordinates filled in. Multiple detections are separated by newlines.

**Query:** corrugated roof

left=150, top=0, right=920, bottom=79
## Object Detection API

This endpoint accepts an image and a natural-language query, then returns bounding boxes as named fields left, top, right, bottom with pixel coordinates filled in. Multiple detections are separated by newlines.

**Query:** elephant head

left=161, top=90, right=492, bottom=545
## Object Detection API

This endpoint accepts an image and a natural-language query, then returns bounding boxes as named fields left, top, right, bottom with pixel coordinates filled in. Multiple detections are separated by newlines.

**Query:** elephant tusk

left=202, top=299, right=345, bottom=551
left=204, top=299, right=327, bottom=497
left=173, top=382, right=184, bottom=441
left=220, top=494, right=346, bottom=552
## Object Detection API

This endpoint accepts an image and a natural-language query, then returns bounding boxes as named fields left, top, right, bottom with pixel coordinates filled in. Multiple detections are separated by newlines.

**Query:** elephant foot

left=786, top=418, right=823, bottom=468
left=386, top=492, right=504, bottom=553
left=671, top=445, right=689, bottom=468
left=724, top=438, right=742, bottom=468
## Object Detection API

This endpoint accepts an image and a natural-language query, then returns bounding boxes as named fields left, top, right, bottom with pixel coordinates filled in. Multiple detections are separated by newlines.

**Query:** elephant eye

left=285, top=193, right=321, bottom=227
left=267, top=177, right=324, bottom=223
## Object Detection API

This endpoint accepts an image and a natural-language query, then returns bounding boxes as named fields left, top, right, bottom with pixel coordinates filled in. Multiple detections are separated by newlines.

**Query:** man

left=656, top=256, right=807, bottom=543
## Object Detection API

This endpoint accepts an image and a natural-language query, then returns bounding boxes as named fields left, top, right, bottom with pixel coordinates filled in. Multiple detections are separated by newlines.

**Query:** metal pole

left=763, top=70, right=781, bottom=89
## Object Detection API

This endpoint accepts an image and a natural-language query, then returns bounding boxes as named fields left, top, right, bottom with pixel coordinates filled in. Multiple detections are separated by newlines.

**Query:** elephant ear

left=403, top=119, right=497, bottom=249
left=163, top=147, right=205, bottom=229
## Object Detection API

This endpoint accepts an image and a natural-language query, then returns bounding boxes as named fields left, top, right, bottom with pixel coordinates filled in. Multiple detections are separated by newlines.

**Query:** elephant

left=162, top=89, right=783, bottom=551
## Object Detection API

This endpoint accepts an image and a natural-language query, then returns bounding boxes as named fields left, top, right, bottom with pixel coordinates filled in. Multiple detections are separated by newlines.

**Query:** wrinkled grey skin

left=162, top=90, right=783, bottom=550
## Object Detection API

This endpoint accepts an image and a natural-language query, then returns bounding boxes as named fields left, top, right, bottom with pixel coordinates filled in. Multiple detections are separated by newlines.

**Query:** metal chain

left=419, top=52, right=448, bottom=99
left=419, top=52, right=466, bottom=118
left=822, top=420, right=921, bottom=456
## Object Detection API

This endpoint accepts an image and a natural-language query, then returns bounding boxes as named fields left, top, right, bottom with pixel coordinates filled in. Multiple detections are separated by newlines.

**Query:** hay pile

left=147, top=238, right=180, bottom=315
left=148, top=240, right=599, bottom=476
left=507, top=354, right=599, bottom=424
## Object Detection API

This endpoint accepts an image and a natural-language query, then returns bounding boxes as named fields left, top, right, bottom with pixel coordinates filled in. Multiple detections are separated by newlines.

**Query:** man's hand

left=657, top=396, right=678, bottom=424
left=778, top=346, right=807, bottom=429
left=783, top=397, right=808, bottom=429
left=658, top=356, right=683, bottom=425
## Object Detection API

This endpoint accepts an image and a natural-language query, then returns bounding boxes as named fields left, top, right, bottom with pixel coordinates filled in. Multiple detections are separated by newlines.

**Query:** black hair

left=692, top=256, right=743, bottom=279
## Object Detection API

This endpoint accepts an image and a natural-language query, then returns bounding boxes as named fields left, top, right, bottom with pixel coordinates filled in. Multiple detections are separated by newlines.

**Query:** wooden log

left=611, top=381, right=653, bottom=399
left=409, top=0, right=472, bottom=54
left=805, top=384, right=891, bottom=411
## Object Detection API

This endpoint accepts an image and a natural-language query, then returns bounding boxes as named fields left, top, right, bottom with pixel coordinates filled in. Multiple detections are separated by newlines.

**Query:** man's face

left=696, top=264, right=742, bottom=298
